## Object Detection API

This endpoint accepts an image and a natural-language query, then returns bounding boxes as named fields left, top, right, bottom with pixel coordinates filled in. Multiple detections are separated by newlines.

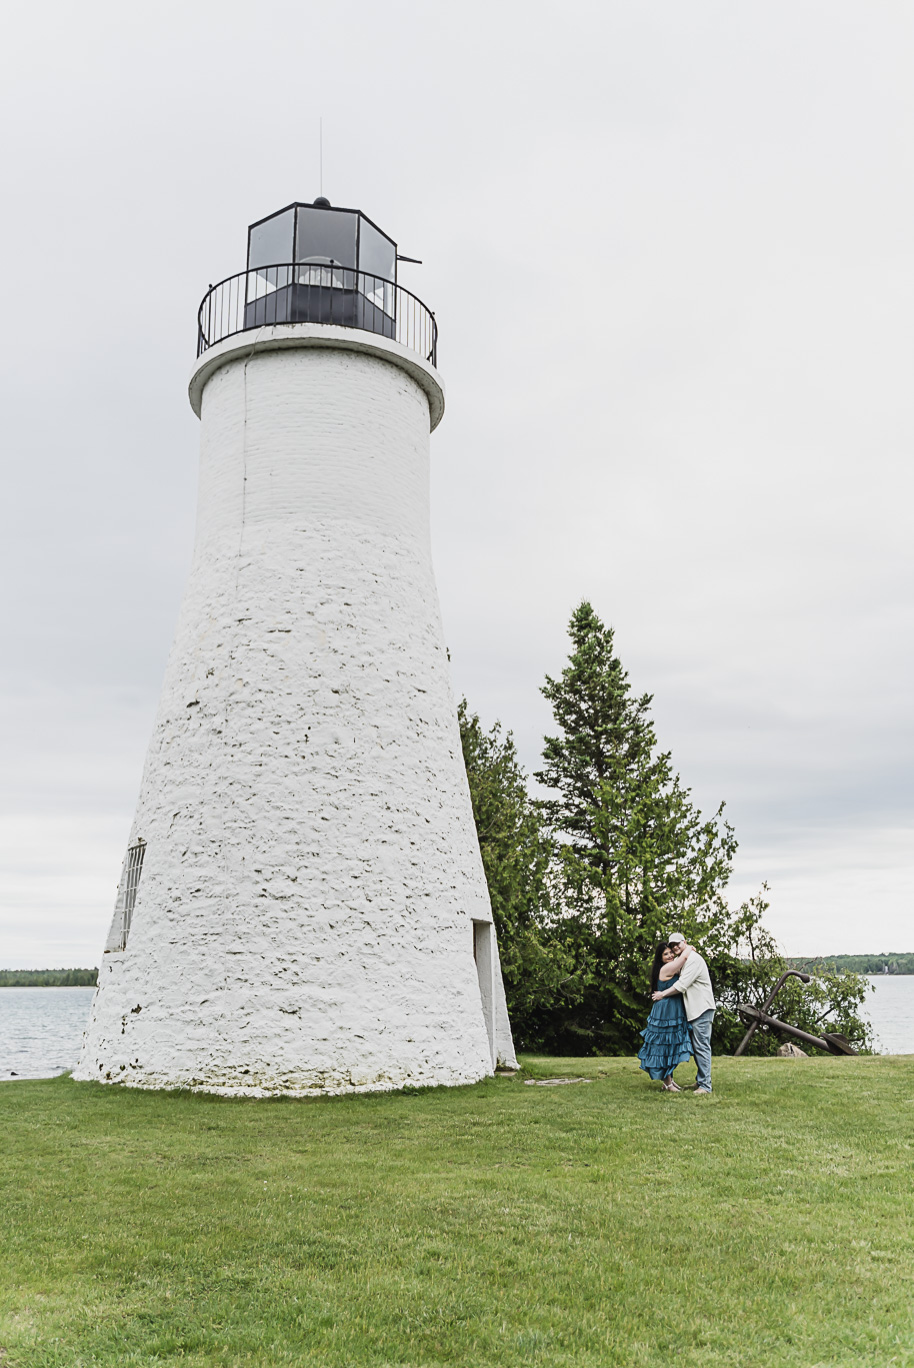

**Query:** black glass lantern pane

left=295, top=207, right=357, bottom=269
left=248, top=208, right=295, bottom=271
left=358, top=218, right=396, bottom=284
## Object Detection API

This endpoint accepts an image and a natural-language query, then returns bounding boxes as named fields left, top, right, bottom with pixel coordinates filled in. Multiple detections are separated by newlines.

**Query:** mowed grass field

left=2, top=1055, right=914, bottom=1367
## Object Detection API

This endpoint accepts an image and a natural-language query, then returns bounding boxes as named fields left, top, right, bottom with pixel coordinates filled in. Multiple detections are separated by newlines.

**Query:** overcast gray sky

left=1, top=1, right=911, bottom=965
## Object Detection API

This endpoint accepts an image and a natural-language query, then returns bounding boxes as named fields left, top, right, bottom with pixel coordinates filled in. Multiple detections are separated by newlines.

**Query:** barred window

left=104, top=839, right=146, bottom=953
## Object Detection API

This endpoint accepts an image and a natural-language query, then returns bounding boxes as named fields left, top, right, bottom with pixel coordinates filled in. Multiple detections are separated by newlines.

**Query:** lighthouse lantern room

left=242, top=200, right=399, bottom=339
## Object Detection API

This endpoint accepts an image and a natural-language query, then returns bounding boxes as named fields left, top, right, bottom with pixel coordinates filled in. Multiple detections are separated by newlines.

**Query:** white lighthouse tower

left=76, top=199, right=517, bottom=1095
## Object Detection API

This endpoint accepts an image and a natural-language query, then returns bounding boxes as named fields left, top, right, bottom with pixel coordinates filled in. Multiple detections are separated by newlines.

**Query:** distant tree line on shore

left=789, top=955, right=914, bottom=976
left=0, top=969, right=98, bottom=987
left=460, top=600, right=875, bottom=1056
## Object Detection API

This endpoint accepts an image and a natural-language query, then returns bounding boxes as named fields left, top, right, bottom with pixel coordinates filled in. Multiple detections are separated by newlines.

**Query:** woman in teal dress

left=638, top=942, right=693, bottom=1091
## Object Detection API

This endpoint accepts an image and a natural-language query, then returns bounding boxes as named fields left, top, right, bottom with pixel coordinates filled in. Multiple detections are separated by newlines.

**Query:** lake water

left=1, top=976, right=913, bottom=1079
left=0, top=987, right=96, bottom=1080
left=861, top=975, right=914, bottom=1055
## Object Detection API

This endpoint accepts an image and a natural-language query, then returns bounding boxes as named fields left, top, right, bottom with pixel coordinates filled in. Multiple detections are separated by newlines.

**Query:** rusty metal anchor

left=734, top=970, right=858, bottom=1057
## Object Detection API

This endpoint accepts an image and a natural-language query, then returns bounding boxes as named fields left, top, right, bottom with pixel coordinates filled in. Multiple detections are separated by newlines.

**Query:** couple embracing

left=637, top=934, right=716, bottom=1094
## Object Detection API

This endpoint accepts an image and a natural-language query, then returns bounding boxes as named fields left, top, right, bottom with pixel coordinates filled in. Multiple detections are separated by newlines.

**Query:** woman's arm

left=657, top=947, right=693, bottom=981
left=652, top=983, right=680, bottom=1000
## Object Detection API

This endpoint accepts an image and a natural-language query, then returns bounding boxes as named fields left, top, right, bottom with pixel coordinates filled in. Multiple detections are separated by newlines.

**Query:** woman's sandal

left=662, top=1079, right=682, bottom=1092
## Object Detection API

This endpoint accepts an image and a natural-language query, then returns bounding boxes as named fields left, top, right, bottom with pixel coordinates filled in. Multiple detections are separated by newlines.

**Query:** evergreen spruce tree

left=535, top=601, right=737, bottom=1052
left=456, top=622, right=874, bottom=1059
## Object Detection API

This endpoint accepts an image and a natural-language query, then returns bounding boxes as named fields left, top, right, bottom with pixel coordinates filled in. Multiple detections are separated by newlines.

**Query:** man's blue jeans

left=689, top=1009, right=715, bottom=1091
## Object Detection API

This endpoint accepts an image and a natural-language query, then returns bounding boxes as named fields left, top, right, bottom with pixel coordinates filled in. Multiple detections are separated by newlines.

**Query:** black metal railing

left=197, top=264, right=437, bottom=365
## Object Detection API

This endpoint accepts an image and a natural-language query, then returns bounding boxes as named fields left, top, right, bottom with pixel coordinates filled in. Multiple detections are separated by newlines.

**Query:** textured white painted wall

left=76, top=341, right=518, bottom=1095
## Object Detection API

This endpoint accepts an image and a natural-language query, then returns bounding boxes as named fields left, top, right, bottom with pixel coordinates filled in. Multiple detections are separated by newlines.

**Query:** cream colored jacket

left=674, top=951, right=716, bottom=1022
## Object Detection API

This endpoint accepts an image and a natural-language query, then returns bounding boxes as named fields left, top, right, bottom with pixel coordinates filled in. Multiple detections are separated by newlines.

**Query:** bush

left=709, top=891, right=875, bottom=1055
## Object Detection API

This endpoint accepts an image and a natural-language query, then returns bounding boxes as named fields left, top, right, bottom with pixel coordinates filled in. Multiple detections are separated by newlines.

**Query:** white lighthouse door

left=472, top=920, right=497, bottom=1068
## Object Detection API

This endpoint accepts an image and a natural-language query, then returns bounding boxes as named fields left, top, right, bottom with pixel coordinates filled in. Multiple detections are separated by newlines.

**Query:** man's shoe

left=693, top=1087, right=711, bottom=1095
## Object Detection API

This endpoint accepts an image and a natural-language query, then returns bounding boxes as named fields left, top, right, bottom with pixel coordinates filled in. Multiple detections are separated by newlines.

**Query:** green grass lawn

left=2, top=1055, right=914, bottom=1367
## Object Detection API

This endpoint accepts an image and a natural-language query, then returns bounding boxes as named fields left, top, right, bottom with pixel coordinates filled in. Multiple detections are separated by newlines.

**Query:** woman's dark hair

left=650, top=942, right=672, bottom=994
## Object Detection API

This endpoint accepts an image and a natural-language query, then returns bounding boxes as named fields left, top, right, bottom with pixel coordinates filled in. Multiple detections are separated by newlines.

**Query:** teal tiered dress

left=638, top=974, right=693, bottom=1081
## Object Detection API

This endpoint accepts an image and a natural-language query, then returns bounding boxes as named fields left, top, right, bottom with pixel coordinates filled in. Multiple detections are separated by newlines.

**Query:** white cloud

left=0, top=0, right=910, bottom=962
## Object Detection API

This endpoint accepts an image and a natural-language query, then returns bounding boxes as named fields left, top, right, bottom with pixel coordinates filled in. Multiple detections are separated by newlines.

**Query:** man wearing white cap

left=651, top=933, right=716, bottom=1093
